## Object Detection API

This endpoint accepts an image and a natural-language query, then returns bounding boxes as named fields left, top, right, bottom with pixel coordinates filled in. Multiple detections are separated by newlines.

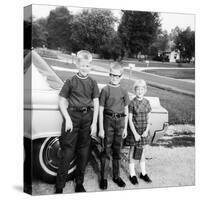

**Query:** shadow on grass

left=150, top=131, right=195, bottom=148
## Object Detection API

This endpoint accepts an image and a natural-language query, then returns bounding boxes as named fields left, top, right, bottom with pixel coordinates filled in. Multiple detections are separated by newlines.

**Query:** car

left=24, top=50, right=168, bottom=184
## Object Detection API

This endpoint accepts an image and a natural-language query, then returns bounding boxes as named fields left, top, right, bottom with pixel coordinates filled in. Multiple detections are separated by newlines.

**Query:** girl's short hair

left=133, top=79, right=147, bottom=91
left=110, top=62, right=123, bottom=74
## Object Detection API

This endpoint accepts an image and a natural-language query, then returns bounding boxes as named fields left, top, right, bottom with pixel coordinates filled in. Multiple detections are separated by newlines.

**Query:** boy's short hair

left=133, top=79, right=147, bottom=91
left=110, top=62, right=123, bottom=74
left=76, top=50, right=92, bottom=64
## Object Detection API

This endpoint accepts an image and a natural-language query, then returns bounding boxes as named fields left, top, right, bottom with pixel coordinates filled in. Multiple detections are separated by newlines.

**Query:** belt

left=68, top=106, right=92, bottom=113
left=104, top=111, right=126, bottom=119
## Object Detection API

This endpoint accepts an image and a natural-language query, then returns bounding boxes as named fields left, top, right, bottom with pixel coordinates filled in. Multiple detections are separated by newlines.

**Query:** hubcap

left=43, top=137, right=60, bottom=171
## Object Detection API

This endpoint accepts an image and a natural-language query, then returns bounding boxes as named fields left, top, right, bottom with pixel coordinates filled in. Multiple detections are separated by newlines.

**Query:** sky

left=28, top=4, right=195, bottom=33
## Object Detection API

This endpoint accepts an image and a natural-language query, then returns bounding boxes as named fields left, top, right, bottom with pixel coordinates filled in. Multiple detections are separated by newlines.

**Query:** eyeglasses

left=109, top=73, right=122, bottom=78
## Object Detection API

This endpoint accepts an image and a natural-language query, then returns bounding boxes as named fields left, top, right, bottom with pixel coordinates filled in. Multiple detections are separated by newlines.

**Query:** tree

left=168, top=26, right=181, bottom=51
left=99, top=33, right=124, bottom=60
left=169, top=26, right=181, bottom=41
left=156, top=30, right=169, bottom=51
left=149, top=30, right=169, bottom=57
left=46, top=6, right=73, bottom=51
left=118, top=11, right=161, bottom=57
left=32, top=21, right=48, bottom=48
left=174, top=27, right=195, bottom=62
left=70, top=8, right=117, bottom=53
left=37, top=17, right=48, bottom=30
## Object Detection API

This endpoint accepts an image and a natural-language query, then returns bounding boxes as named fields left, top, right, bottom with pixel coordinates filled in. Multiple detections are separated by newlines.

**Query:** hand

left=65, top=116, right=73, bottom=132
left=122, top=129, right=127, bottom=139
left=90, top=123, right=97, bottom=137
left=99, top=129, right=105, bottom=139
left=142, top=130, right=148, bottom=137
left=134, top=133, right=141, bottom=141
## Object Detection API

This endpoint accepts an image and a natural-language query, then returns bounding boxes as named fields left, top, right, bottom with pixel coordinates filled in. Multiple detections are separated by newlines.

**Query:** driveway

left=32, top=145, right=195, bottom=195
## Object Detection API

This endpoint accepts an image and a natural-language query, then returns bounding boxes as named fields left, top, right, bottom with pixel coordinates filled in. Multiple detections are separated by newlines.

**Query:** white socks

left=129, top=163, right=136, bottom=177
left=140, top=161, right=146, bottom=175
left=129, top=161, right=147, bottom=176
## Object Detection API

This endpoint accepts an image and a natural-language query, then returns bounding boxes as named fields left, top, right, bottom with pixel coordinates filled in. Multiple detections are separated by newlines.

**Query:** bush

left=153, top=55, right=169, bottom=62
left=176, top=58, right=190, bottom=63
left=99, top=44, right=122, bottom=61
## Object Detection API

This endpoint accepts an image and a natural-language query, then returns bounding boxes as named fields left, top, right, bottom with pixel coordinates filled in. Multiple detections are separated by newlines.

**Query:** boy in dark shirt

left=99, top=62, right=130, bottom=190
left=55, top=50, right=99, bottom=193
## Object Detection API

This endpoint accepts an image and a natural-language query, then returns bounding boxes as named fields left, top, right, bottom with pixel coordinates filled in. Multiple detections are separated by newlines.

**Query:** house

left=159, top=50, right=180, bottom=63
left=168, top=50, right=180, bottom=62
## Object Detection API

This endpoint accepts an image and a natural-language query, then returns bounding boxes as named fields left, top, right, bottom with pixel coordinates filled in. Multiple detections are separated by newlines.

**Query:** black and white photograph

left=23, top=2, right=195, bottom=197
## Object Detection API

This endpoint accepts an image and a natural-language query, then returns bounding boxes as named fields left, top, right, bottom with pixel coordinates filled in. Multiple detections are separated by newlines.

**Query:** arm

left=59, top=96, right=69, bottom=118
left=98, top=105, right=105, bottom=139
left=59, top=96, right=73, bottom=132
left=142, top=100, right=152, bottom=137
left=128, top=113, right=141, bottom=141
left=142, top=113, right=151, bottom=137
left=90, top=98, right=99, bottom=137
left=122, top=105, right=129, bottom=138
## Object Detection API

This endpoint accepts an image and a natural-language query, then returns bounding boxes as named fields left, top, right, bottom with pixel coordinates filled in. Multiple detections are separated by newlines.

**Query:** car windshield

left=24, top=50, right=63, bottom=91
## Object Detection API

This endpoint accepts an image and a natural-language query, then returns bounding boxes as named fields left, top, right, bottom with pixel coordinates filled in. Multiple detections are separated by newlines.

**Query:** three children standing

left=55, top=50, right=152, bottom=193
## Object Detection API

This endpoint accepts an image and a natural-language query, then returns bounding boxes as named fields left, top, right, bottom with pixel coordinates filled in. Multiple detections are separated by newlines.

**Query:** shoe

left=129, top=176, right=138, bottom=185
left=75, top=184, right=86, bottom=192
left=100, top=179, right=108, bottom=190
left=112, top=177, right=126, bottom=187
left=55, top=188, right=63, bottom=194
left=139, top=173, right=152, bottom=183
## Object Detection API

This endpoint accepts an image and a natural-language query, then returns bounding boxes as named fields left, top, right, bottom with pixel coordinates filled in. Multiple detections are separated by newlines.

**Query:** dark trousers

left=55, top=109, right=93, bottom=189
left=101, top=115, right=124, bottom=179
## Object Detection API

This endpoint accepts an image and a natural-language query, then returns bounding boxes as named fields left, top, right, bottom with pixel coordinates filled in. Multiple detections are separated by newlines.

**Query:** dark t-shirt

left=99, top=84, right=130, bottom=113
left=59, top=74, right=99, bottom=107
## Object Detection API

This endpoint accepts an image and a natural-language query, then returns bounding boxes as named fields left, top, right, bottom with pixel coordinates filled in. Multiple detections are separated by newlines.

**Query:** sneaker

left=113, top=177, right=126, bottom=187
left=139, top=173, right=152, bottom=183
left=129, top=176, right=138, bottom=185
left=55, top=188, right=63, bottom=194
left=75, top=184, right=86, bottom=192
left=100, top=179, right=108, bottom=190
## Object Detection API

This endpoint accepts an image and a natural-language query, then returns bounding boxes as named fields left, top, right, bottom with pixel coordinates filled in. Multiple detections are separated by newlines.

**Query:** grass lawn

left=143, top=69, right=195, bottom=80
left=146, top=86, right=195, bottom=125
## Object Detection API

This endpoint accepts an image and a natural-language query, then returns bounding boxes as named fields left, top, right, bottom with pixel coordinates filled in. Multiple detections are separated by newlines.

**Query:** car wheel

left=33, top=137, right=76, bottom=184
